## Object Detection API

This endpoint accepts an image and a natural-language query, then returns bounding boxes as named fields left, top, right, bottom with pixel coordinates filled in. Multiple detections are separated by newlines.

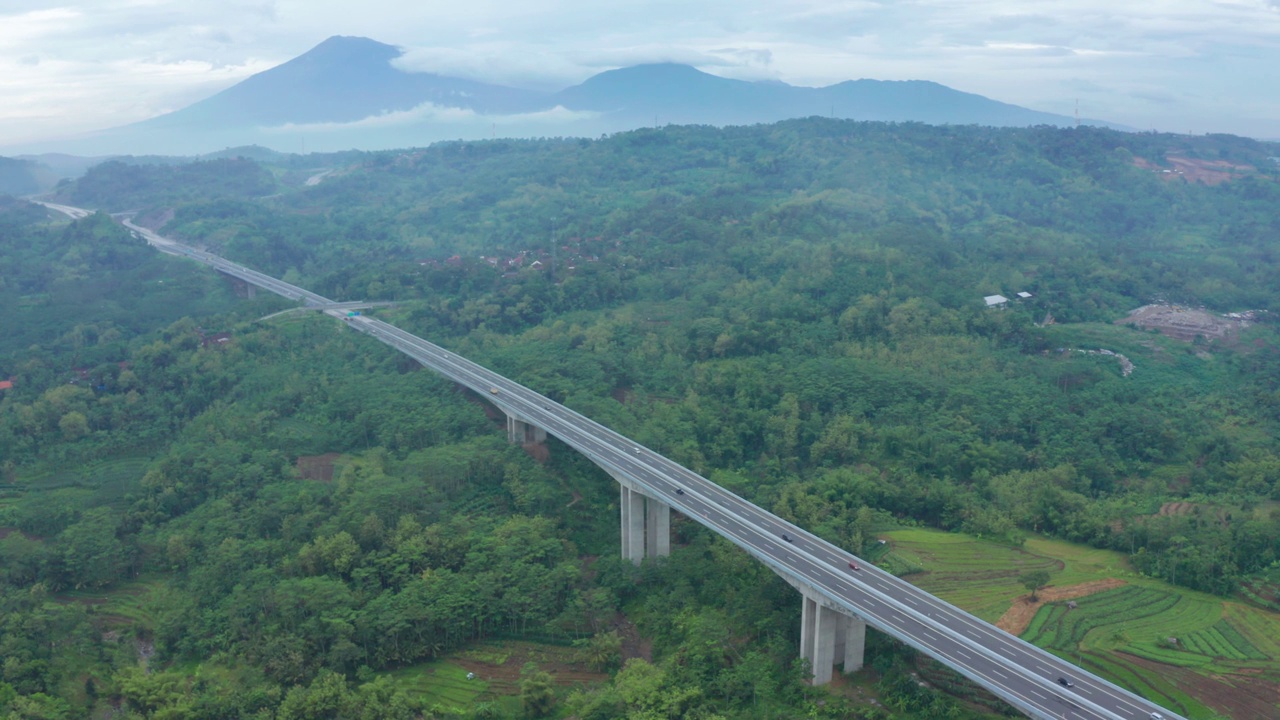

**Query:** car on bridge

left=1057, top=677, right=1074, bottom=688
left=848, top=561, right=860, bottom=571
left=490, top=388, right=499, bottom=395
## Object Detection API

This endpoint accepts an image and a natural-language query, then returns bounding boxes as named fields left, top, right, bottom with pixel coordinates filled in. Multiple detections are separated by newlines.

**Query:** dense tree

left=3, top=119, right=1280, bottom=717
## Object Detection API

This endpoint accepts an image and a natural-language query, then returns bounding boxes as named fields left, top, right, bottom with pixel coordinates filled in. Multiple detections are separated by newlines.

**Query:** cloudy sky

left=2, top=0, right=1279, bottom=145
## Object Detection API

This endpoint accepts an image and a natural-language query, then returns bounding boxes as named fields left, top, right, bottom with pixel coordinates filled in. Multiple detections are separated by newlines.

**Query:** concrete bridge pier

left=503, top=413, right=547, bottom=445
left=801, top=593, right=865, bottom=684
left=609, top=472, right=671, bottom=565
left=646, top=497, right=671, bottom=558
left=619, top=482, right=646, bottom=564
left=219, top=272, right=257, bottom=298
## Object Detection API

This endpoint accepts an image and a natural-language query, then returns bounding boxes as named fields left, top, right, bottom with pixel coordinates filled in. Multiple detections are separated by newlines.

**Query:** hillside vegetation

left=3, top=119, right=1280, bottom=719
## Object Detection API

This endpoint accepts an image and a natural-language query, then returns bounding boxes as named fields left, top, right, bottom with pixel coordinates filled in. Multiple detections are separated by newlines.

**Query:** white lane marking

left=992, top=669, right=1007, bottom=679
left=904, top=596, right=919, bottom=606
left=956, top=650, right=971, bottom=660
left=1030, top=690, right=1047, bottom=701
left=1036, top=665, right=1050, bottom=674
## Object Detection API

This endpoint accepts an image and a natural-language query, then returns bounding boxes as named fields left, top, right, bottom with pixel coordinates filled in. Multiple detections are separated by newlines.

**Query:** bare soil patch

left=1241, top=579, right=1280, bottom=609
left=1120, top=652, right=1280, bottom=719
left=0, top=527, right=41, bottom=542
left=615, top=615, right=653, bottom=663
left=1155, top=501, right=1232, bottom=524
left=1133, top=155, right=1258, bottom=185
left=996, top=578, right=1128, bottom=636
left=295, top=453, right=342, bottom=482
left=521, top=443, right=550, bottom=463
left=1165, top=156, right=1258, bottom=185
left=1116, top=304, right=1252, bottom=344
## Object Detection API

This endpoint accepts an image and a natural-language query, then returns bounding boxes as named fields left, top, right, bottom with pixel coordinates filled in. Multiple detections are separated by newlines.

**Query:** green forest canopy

left=3, top=119, right=1280, bottom=719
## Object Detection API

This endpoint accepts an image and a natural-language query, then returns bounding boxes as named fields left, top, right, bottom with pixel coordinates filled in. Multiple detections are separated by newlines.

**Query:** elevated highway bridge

left=37, top=200, right=1179, bottom=720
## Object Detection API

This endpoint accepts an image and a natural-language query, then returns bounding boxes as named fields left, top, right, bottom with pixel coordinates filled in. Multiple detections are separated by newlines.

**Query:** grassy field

left=881, top=527, right=1280, bottom=719
left=18, top=456, right=150, bottom=499
left=882, top=529, right=1076, bottom=621
left=383, top=639, right=606, bottom=715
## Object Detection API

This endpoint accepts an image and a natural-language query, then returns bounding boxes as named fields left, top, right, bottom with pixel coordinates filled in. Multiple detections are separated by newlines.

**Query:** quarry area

left=1132, top=155, right=1260, bottom=185
left=1116, top=304, right=1261, bottom=343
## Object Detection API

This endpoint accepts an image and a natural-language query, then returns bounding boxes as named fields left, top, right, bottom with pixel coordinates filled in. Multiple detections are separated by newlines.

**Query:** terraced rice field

left=882, top=527, right=1280, bottom=719
left=385, top=661, right=489, bottom=711
left=59, top=576, right=167, bottom=627
left=1021, top=585, right=1280, bottom=718
left=1238, top=571, right=1280, bottom=613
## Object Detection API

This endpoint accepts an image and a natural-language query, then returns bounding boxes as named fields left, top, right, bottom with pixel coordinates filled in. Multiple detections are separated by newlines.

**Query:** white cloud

left=392, top=45, right=588, bottom=90
left=0, top=7, right=82, bottom=48
left=567, top=45, right=735, bottom=69
left=0, top=51, right=274, bottom=142
left=264, top=103, right=599, bottom=134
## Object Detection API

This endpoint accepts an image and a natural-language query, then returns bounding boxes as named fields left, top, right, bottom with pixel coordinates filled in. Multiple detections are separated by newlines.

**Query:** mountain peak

left=134, top=36, right=446, bottom=130
left=24, top=37, right=1116, bottom=156
left=556, top=63, right=764, bottom=115
left=598, top=63, right=711, bottom=77
left=292, top=35, right=402, bottom=65
left=574, top=63, right=733, bottom=89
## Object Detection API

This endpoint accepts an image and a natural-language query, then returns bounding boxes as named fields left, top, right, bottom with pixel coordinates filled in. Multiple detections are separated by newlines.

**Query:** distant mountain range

left=3, top=35, right=1124, bottom=159
left=0, top=156, right=60, bottom=196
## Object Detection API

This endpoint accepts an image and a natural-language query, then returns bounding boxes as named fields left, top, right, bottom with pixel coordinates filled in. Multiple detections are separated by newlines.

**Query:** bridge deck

left=40, top=200, right=1180, bottom=720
